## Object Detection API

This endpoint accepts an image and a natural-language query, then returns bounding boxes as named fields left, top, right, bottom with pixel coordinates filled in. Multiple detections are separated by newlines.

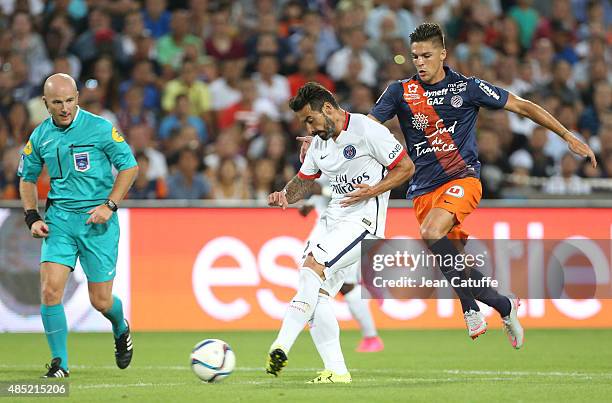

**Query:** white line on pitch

left=2, top=364, right=611, bottom=379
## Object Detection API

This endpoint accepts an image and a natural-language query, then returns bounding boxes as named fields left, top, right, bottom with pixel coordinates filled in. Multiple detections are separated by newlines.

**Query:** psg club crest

left=343, top=145, right=357, bottom=159
left=73, top=152, right=90, bottom=172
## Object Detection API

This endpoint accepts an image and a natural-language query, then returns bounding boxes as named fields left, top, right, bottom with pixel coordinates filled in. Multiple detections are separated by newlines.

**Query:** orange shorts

left=413, top=177, right=482, bottom=240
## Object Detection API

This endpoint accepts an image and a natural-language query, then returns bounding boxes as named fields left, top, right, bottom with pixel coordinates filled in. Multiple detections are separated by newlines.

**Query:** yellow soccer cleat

left=266, top=348, right=288, bottom=377
left=307, top=370, right=352, bottom=384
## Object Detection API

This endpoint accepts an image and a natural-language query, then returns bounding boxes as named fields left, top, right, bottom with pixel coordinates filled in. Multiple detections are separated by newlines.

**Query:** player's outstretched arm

left=341, top=154, right=415, bottom=207
left=269, top=175, right=315, bottom=209
left=504, top=92, right=597, bottom=167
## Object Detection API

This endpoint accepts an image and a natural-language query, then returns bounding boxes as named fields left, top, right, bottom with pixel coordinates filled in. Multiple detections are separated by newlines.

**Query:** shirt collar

left=51, top=106, right=81, bottom=132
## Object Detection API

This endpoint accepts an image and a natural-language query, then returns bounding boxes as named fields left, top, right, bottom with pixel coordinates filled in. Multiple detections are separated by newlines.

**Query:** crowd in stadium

left=0, top=0, right=609, bottom=200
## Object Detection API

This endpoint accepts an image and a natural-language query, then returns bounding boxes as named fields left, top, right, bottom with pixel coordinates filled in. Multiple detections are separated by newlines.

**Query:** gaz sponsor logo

left=445, top=185, right=464, bottom=198
left=477, top=80, right=500, bottom=100
left=451, top=95, right=463, bottom=108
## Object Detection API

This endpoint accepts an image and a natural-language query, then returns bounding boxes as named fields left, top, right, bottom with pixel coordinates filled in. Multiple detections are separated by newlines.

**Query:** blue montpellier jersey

left=370, top=66, right=509, bottom=199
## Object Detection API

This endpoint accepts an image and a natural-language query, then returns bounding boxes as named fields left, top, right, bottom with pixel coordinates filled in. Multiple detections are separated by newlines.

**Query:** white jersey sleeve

left=362, top=119, right=407, bottom=169
left=297, top=141, right=322, bottom=180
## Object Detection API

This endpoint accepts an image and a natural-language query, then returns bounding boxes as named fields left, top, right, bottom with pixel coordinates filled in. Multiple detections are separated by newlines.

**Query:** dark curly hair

left=409, top=23, right=445, bottom=48
left=288, top=82, right=339, bottom=112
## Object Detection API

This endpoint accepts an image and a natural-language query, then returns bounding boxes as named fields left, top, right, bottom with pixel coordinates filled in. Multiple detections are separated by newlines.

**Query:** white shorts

left=304, top=217, right=378, bottom=297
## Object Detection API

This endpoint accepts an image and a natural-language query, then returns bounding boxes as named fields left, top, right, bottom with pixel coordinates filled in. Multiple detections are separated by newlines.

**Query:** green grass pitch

left=1, top=329, right=611, bottom=402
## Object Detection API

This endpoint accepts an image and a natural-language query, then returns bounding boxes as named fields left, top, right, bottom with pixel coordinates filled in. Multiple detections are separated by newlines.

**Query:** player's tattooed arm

left=268, top=175, right=315, bottom=210
left=284, top=175, right=315, bottom=204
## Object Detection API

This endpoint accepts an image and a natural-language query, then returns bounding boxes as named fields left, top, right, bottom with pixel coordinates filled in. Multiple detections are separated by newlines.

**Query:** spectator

left=162, top=59, right=211, bottom=122
left=71, top=7, right=127, bottom=69
left=7, top=102, right=31, bottom=145
left=128, top=124, right=168, bottom=181
left=209, top=58, right=245, bottom=112
left=250, top=158, right=276, bottom=200
left=217, top=78, right=279, bottom=138
left=11, top=11, right=51, bottom=87
left=455, top=24, right=497, bottom=68
left=88, top=55, right=121, bottom=112
left=156, top=9, right=202, bottom=75
left=159, top=94, right=208, bottom=142
left=326, top=27, right=378, bottom=88
left=579, top=82, right=611, bottom=138
left=252, top=54, right=291, bottom=112
left=128, top=152, right=167, bottom=199
left=210, top=157, right=249, bottom=200
left=544, top=152, right=592, bottom=195
left=0, top=146, right=20, bottom=199
left=204, top=5, right=246, bottom=61
left=166, top=146, right=211, bottom=199
left=366, top=0, right=418, bottom=46
left=119, top=59, right=161, bottom=112
left=142, top=0, right=171, bottom=39
left=289, top=10, right=340, bottom=68
left=508, top=0, right=540, bottom=50
left=287, top=50, right=335, bottom=96
left=528, top=126, right=555, bottom=177
left=478, top=129, right=512, bottom=199
left=117, top=85, right=156, bottom=132
left=120, top=10, right=147, bottom=59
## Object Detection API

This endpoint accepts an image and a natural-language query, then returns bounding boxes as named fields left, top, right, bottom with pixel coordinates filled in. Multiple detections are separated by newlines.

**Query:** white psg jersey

left=298, top=112, right=407, bottom=237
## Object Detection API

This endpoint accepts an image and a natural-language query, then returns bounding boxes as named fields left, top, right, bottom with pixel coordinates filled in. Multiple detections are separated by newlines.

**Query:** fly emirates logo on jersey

left=331, top=172, right=370, bottom=194
left=412, top=113, right=458, bottom=158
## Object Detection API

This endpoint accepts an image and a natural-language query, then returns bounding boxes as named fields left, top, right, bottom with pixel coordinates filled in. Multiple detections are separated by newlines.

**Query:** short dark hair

left=288, top=82, right=339, bottom=112
left=409, top=23, right=445, bottom=48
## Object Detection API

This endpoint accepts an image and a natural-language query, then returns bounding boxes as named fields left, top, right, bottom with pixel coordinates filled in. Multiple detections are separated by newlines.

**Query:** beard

left=316, top=114, right=336, bottom=140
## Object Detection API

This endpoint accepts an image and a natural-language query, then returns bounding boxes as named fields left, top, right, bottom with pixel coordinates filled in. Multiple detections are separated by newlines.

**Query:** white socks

left=272, top=268, right=322, bottom=354
left=344, top=284, right=377, bottom=338
left=309, top=294, right=348, bottom=375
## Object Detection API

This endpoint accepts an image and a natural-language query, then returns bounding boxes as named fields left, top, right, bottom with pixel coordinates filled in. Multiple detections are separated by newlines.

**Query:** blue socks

left=40, top=304, right=69, bottom=370
left=103, top=296, right=128, bottom=338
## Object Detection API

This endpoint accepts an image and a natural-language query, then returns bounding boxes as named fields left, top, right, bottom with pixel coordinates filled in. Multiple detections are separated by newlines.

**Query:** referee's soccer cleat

left=502, top=296, right=524, bottom=349
left=266, top=347, right=288, bottom=377
left=42, top=357, right=69, bottom=378
left=307, top=370, right=352, bottom=384
left=114, top=320, right=133, bottom=369
left=464, top=309, right=487, bottom=339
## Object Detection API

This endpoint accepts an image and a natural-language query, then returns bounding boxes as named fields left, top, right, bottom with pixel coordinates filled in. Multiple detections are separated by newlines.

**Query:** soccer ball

left=190, top=339, right=236, bottom=383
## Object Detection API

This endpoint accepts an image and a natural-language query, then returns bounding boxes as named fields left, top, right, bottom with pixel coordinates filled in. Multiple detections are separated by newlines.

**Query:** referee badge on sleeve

left=112, top=127, right=125, bottom=142
left=74, top=152, right=90, bottom=172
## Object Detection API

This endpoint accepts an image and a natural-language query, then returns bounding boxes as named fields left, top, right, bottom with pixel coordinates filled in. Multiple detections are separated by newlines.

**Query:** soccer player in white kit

left=266, top=82, right=414, bottom=383
left=301, top=178, right=384, bottom=352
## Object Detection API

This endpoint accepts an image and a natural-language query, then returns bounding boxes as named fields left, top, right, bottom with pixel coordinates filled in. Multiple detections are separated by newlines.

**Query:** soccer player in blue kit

left=301, top=23, right=596, bottom=347
left=18, top=74, right=139, bottom=377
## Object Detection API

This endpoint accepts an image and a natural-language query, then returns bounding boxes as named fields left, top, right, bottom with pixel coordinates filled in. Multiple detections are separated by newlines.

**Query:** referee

left=18, top=74, right=138, bottom=378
